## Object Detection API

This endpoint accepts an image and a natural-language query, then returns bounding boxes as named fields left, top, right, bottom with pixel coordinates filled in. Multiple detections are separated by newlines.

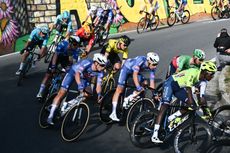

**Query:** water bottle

left=123, top=93, right=135, bottom=109
left=61, top=101, right=68, bottom=112
left=168, top=110, right=182, bottom=122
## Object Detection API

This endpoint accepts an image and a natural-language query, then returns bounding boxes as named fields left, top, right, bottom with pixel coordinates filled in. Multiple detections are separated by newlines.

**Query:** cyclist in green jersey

left=166, top=49, right=206, bottom=78
left=151, top=61, right=217, bottom=143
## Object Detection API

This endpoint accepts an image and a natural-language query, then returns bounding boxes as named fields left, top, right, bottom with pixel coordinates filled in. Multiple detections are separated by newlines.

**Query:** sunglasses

left=41, top=32, right=47, bottom=36
left=207, top=72, right=215, bottom=77
left=99, top=64, right=106, bottom=67
left=199, top=59, right=204, bottom=62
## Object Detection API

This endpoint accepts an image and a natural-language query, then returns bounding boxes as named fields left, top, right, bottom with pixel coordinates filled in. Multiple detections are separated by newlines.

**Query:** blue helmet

left=62, top=11, right=70, bottom=19
left=40, top=25, right=49, bottom=34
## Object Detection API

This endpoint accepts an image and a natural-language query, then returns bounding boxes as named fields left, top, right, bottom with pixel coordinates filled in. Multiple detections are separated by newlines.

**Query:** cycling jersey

left=103, top=39, right=128, bottom=59
left=28, top=28, right=49, bottom=47
left=75, top=27, right=95, bottom=48
left=172, top=55, right=193, bottom=71
left=61, top=59, right=103, bottom=90
left=172, top=68, right=200, bottom=88
left=118, top=56, right=155, bottom=86
left=54, top=14, right=72, bottom=33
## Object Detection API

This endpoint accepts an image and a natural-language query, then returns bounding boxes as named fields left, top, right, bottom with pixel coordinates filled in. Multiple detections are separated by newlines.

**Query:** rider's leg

left=16, top=51, right=30, bottom=75
left=37, top=72, right=52, bottom=98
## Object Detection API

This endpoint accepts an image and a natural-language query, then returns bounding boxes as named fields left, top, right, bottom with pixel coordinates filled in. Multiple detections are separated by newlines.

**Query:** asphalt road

left=1, top=19, right=230, bottom=153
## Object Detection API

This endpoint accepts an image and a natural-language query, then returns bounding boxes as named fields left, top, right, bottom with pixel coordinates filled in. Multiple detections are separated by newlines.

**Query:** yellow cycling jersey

left=105, top=39, right=128, bottom=59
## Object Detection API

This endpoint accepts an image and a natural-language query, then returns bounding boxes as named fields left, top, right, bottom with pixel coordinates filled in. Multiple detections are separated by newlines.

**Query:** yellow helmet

left=200, top=61, right=217, bottom=72
left=83, top=24, right=93, bottom=34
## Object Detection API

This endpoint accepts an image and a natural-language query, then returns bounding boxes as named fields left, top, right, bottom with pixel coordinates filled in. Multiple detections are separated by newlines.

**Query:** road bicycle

left=130, top=99, right=212, bottom=152
left=137, top=11, right=160, bottom=34
left=211, top=1, right=230, bottom=20
left=39, top=89, right=90, bottom=142
left=44, top=33, right=65, bottom=63
left=17, top=48, right=40, bottom=86
left=94, top=23, right=109, bottom=47
left=167, top=6, right=190, bottom=27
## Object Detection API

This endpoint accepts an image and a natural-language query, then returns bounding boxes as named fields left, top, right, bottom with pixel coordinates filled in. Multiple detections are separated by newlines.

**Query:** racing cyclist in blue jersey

left=109, top=52, right=160, bottom=121
left=36, top=36, right=81, bottom=99
left=46, top=53, right=107, bottom=125
left=49, top=11, right=73, bottom=41
left=16, top=25, right=49, bottom=75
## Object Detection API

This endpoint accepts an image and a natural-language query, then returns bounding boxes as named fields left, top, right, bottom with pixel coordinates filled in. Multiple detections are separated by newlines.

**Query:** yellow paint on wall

left=60, top=0, right=88, bottom=22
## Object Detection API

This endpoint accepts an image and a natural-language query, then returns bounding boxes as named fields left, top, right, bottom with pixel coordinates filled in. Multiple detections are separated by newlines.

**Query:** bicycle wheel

left=211, top=6, right=221, bottom=20
left=211, top=105, right=230, bottom=139
left=17, top=54, right=33, bottom=86
left=137, top=17, right=147, bottom=34
left=149, top=15, right=160, bottom=31
left=102, top=77, right=116, bottom=95
left=181, top=10, right=190, bottom=24
left=99, top=89, right=116, bottom=123
left=130, top=110, right=157, bottom=148
left=98, top=27, right=108, bottom=47
left=126, top=98, right=155, bottom=132
left=39, top=93, right=57, bottom=128
left=44, top=42, right=56, bottom=63
left=174, top=120, right=212, bottom=153
left=167, top=12, right=176, bottom=27
left=61, top=102, right=90, bottom=142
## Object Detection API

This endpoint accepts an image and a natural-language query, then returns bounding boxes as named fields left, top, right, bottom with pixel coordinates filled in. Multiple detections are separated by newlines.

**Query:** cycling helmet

left=200, top=61, right=217, bottom=72
left=91, top=5, right=98, bottom=11
left=62, top=11, right=70, bottom=19
left=119, top=35, right=131, bottom=46
left=193, top=49, right=205, bottom=60
left=147, top=52, right=160, bottom=64
left=83, top=24, right=93, bottom=34
left=69, top=35, right=80, bottom=44
left=40, top=25, right=49, bottom=34
left=93, top=53, right=108, bottom=65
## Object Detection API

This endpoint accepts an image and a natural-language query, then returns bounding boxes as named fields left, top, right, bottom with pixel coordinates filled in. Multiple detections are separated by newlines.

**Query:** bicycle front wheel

left=181, top=10, right=190, bottom=24
left=137, top=17, right=147, bottom=34
left=61, top=102, right=90, bottom=142
left=44, top=42, right=56, bottom=63
left=174, top=120, right=212, bottom=153
left=211, top=7, right=221, bottom=20
left=102, top=77, right=116, bottom=95
left=130, top=110, right=157, bottom=148
left=150, top=15, right=160, bottom=31
left=167, top=12, right=176, bottom=26
left=126, top=98, right=155, bottom=132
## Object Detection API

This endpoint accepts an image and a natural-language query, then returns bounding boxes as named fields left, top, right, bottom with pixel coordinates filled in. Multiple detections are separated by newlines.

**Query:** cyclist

left=49, top=11, right=73, bottom=41
left=75, top=23, right=95, bottom=57
left=46, top=53, right=107, bottom=125
left=84, top=5, right=99, bottom=25
left=36, top=36, right=81, bottom=99
left=151, top=61, right=217, bottom=143
left=109, top=52, right=160, bottom=121
left=166, top=49, right=206, bottom=78
left=175, top=0, right=188, bottom=20
left=15, top=25, right=49, bottom=75
left=140, top=0, right=160, bottom=22
left=100, top=35, right=131, bottom=72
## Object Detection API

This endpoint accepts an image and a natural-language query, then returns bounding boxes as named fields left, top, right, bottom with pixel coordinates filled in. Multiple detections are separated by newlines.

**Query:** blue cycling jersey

left=28, top=28, right=49, bottom=47
left=55, top=40, right=80, bottom=61
left=61, top=59, right=104, bottom=90
left=54, top=14, right=72, bottom=33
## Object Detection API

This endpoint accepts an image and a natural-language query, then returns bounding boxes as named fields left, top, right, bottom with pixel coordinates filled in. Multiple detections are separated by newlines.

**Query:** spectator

left=214, top=28, right=230, bottom=71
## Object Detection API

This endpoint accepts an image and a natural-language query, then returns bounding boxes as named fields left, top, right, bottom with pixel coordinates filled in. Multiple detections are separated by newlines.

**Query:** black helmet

left=119, top=35, right=131, bottom=46
left=69, top=35, right=80, bottom=44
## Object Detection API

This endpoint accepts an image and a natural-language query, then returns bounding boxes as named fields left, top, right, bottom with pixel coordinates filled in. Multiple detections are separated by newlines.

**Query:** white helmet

left=147, top=52, right=160, bottom=64
left=91, top=5, right=97, bottom=11
left=93, top=53, right=107, bottom=65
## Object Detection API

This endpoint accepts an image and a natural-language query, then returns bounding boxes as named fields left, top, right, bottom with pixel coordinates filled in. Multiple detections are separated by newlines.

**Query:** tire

left=174, top=120, right=212, bottom=153
left=130, top=110, right=158, bottom=148
left=126, top=98, right=155, bottom=132
left=137, top=17, right=147, bottom=34
left=17, top=54, right=32, bottom=86
left=211, top=105, right=230, bottom=139
left=211, top=7, right=221, bottom=20
left=61, top=102, right=90, bottom=142
left=150, top=15, right=160, bottom=31
left=102, top=77, right=116, bottom=95
left=39, top=93, right=57, bottom=128
left=99, top=89, right=116, bottom=123
left=98, top=27, right=108, bottom=47
left=44, top=42, right=56, bottom=63
left=167, top=12, right=176, bottom=26
left=181, top=10, right=190, bottom=24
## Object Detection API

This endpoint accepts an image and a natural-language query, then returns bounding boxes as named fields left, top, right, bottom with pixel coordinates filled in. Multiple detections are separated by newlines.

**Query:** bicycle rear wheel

left=39, top=93, right=57, bottom=128
left=149, top=15, right=160, bottom=31
left=181, top=10, right=190, bottom=24
left=137, top=17, right=147, bottom=34
left=44, top=42, right=55, bottom=63
left=99, top=89, right=116, bottom=123
left=174, top=120, right=212, bottom=153
left=126, top=98, right=155, bottom=132
left=167, top=12, right=176, bottom=26
left=211, top=6, right=221, bottom=20
left=61, top=102, right=90, bottom=142
left=130, top=110, right=157, bottom=148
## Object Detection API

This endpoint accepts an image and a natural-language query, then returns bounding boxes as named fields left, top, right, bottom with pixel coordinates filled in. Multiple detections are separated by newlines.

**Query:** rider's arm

left=96, top=72, right=103, bottom=97
left=65, top=21, right=72, bottom=38
left=85, top=34, right=95, bottom=53
left=149, top=71, right=155, bottom=89
left=75, top=71, right=83, bottom=91
left=185, top=87, right=193, bottom=105
left=133, top=71, right=142, bottom=91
